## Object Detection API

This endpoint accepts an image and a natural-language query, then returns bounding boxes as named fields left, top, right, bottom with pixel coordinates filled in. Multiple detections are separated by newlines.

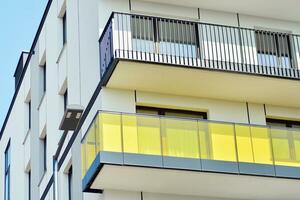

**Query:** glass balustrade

left=82, top=111, right=300, bottom=179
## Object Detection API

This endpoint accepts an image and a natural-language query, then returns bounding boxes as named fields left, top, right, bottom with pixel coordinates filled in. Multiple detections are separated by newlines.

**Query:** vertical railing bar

left=233, top=28, right=239, bottom=71
left=177, top=21, right=181, bottom=63
left=121, top=13, right=125, bottom=58
left=117, top=14, right=121, bottom=58
left=190, top=22, right=195, bottom=65
left=230, top=27, right=235, bottom=71
left=286, top=34, right=292, bottom=71
left=240, top=29, right=247, bottom=72
left=133, top=16, right=137, bottom=57
left=189, top=22, right=194, bottom=65
left=126, top=14, right=130, bottom=59
left=219, top=26, right=224, bottom=69
left=147, top=17, right=151, bottom=60
left=143, top=16, right=147, bottom=59
left=274, top=33, right=280, bottom=74
left=238, top=26, right=244, bottom=71
left=225, top=26, right=231, bottom=70
left=209, top=25, right=214, bottom=68
left=167, top=19, right=171, bottom=64
left=173, top=20, right=178, bottom=63
left=261, top=31, right=267, bottom=73
left=205, top=24, right=211, bottom=68
left=245, top=29, right=252, bottom=71
left=267, top=31, right=272, bottom=70
left=213, top=25, right=219, bottom=68
left=249, top=30, right=255, bottom=72
left=138, top=15, right=142, bottom=59
left=295, top=35, right=300, bottom=71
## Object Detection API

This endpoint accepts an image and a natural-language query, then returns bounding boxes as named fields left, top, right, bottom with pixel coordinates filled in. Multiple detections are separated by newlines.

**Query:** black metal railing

left=99, top=12, right=300, bottom=79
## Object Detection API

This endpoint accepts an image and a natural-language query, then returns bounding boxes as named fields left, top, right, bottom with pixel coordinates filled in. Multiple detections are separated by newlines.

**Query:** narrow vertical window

left=4, top=142, right=10, bottom=200
left=68, top=167, right=72, bottom=200
left=28, top=171, right=31, bottom=200
left=28, top=101, right=31, bottom=130
left=42, top=63, right=46, bottom=93
left=43, top=136, right=47, bottom=172
left=64, top=90, right=68, bottom=111
left=62, top=12, right=67, bottom=44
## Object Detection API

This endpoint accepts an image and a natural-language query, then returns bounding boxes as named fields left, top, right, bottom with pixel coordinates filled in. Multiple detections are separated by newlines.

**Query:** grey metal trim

left=275, top=165, right=300, bottom=178
left=124, top=153, right=163, bottom=168
left=163, top=156, right=201, bottom=171
left=239, top=162, right=275, bottom=176
left=201, top=159, right=239, bottom=173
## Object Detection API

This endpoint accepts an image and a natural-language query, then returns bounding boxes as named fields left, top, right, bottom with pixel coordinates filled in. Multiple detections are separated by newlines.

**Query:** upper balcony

left=81, top=111, right=300, bottom=199
left=138, top=0, right=300, bottom=22
left=100, top=12, right=300, bottom=107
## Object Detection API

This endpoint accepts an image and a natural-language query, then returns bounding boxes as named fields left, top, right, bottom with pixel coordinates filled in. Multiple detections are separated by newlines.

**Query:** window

left=42, top=63, right=46, bottom=92
left=158, top=19, right=198, bottom=58
left=255, top=30, right=293, bottom=68
left=28, top=171, right=31, bottom=200
left=4, top=142, right=10, bottom=200
left=267, top=118, right=300, bottom=163
left=42, top=136, right=47, bottom=172
left=136, top=106, right=207, bottom=119
left=62, top=12, right=67, bottom=44
left=64, top=90, right=68, bottom=111
left=131, top=16, right=198, bottom=58
left=266, top=118, right=300, bottom=128
left=68, top=167, right=72, bottom=200
left=28, top=101, right=31, bottom=130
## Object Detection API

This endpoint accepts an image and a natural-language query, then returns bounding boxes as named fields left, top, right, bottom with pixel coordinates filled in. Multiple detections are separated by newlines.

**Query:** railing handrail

left=110, top=11, right=300, bottom=37
left=81, top=110, right=300, bottom=142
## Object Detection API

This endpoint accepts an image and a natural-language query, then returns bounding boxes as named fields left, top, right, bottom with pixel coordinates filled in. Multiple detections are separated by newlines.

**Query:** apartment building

left=1, top=0, right=300, bottom=199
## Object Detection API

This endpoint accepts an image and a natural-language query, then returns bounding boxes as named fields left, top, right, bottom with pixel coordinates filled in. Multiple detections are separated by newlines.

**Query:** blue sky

left=0, top=1, right=47, bottom=128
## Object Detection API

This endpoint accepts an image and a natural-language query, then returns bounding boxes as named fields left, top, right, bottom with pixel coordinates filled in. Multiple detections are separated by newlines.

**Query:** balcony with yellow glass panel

left=81, top=111, right=300, bottom=199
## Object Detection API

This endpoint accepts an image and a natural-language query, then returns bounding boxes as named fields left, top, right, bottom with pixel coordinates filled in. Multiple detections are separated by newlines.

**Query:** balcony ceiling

left=92, top=165, right=300, bottom=200
left=139, top=0, right=300, bottom=22
left=106, top=61, right=300, bottom=108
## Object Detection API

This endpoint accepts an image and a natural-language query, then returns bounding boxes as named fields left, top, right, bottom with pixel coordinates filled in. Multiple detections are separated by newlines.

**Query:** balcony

left=81, top=111, right=300, bottom=198
left=100, top=12, right=300, bottom=107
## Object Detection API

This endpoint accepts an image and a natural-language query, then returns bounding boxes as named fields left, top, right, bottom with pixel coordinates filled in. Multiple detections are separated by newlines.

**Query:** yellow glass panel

left=209, top=123, right=236, bottom=162
left=86, top=122, right=97, bottom=172
left=95, top=115, right=101, bottom=153
left=199, top=121, right=236, bottom=162
left=294, top=130, right=300, bottom=162
left=99, top=113, right=122, bottom=152
left=162, top=118, right=199, bottom=158
left=235, top=125, right=254, bottom=163
left=271, top=128, right=291, bottom=166
left=122, top=114, right=161, bottom=155
left=136, top=115, right=161, bottom=155
left=122, top=115, right=139, bottom=153
left=81, top=138, right=86, bottom=178
left=198, top=122, right=209, bottom=159
left=250, top=126, right=273, bottom=164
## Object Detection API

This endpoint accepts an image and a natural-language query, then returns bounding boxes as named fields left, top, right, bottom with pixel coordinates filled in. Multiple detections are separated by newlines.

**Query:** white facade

left=1, top=0, right=300, bottom=200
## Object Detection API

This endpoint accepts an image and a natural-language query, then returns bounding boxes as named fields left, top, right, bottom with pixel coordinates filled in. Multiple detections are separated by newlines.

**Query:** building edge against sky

left=1, top=0, right=300, bottom=200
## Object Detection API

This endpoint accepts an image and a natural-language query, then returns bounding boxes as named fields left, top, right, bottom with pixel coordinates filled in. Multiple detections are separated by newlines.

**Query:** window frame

left=136, top=106, right=207, bottom=119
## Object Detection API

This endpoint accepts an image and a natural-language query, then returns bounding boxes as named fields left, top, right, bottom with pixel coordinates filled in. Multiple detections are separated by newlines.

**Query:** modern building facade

left=1, top=0, right=300, bottom=199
